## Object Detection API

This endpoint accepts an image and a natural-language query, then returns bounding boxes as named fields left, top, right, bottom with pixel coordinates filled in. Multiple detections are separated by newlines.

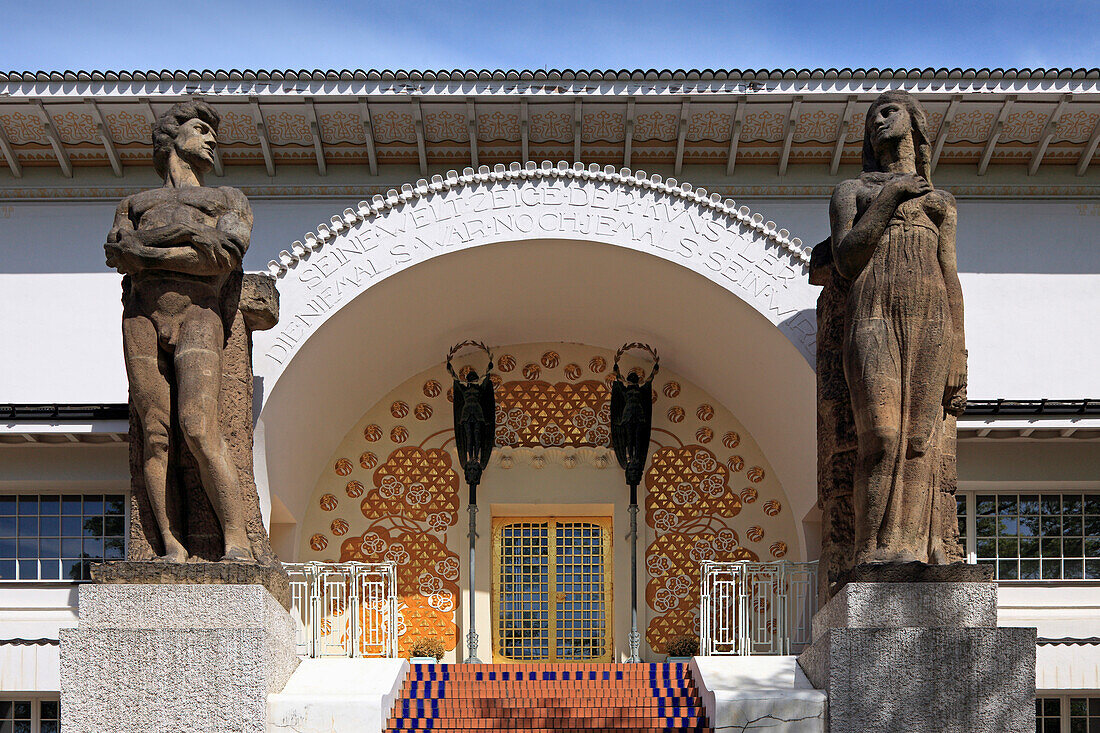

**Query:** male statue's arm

left=105, top=189, right=252, bottom=276
left=937, top=194, right=967, bottom=410
left=831, top=175, right=931, bottom=280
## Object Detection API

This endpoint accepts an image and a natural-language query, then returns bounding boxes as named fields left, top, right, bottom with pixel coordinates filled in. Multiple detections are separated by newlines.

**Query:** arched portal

left=252, top=162, right=821, bottom=569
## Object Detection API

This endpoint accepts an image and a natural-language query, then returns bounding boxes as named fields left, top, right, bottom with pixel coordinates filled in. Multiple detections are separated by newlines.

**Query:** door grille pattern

left=495, top=521, right=550, bottom=660
left=555, top=521, right=610, bottom=661
left=493, top=516, right=612, bottom=662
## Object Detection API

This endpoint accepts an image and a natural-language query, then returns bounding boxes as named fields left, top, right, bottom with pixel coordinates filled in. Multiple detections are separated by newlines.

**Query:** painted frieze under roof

left=2, top=68, right=1100, bottom=180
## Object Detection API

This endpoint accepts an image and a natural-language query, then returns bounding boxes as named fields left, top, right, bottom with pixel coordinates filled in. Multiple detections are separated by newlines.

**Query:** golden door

left=491, top=516, right=613, bottom=663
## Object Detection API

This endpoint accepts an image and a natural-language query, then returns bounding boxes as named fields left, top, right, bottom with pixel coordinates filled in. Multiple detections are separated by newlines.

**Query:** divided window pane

left=0, top=698, right=60, bottom=733
left=963, top=492, right=1100, bottom=580
left=0, top=494, right=125, bottom=581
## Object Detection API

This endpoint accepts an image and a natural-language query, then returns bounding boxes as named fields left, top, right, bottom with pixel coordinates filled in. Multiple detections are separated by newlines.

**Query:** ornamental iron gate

left=699, top=560, right=817, bottom=656
left=491, top=517, right=613, bottom=663
left=285, top=561, right=398, bottom=658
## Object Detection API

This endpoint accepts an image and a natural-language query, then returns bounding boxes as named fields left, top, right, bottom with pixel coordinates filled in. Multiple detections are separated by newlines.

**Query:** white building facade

left=1, top=67, right=1098, bottom=731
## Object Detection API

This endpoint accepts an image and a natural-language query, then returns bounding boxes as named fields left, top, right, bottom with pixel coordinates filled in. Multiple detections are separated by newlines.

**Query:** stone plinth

left=92, top=559, right=292, bottom=610
left=836, top=560, right=993, bottom=587
left=61, top=583, right=298, bottom=733
left=811, top=581, right=997, bottom=640
left=798, top=582, right=1035, bottom=733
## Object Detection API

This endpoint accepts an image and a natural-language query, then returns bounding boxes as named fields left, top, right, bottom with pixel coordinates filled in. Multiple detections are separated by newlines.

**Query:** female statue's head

left=862, top=90, right=932, bottom=182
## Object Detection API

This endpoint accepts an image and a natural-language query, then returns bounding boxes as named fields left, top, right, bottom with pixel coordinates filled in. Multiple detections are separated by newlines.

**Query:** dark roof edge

left=2, top=67, right=1100, bottom=83
left=0, top=637, right=60, bottom=646
left=2, top=399, right=1096, bottom=423
left=964, top=399, right=1099, bottom=416
left=1, top=404, right=129, bottom=421
left=1037, top=637, right=1100, bottom=646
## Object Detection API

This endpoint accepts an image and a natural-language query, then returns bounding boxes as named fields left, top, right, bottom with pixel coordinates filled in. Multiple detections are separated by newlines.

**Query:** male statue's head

left=152, top=100, right=221, bottom=181
left=627, top=371, right=641, bottom=385
left=862, top=90, right=932, bottom=181
left=466, top=370, right=480, bottom=384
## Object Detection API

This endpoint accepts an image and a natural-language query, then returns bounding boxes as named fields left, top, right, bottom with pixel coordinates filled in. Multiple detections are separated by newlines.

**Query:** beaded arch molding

left=266, top=161, right=812, bottom=278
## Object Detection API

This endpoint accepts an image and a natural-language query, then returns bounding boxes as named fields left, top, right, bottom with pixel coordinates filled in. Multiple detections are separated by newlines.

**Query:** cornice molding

left=3, top=183, right=1097, bottom=203
left=266, top=160, right=811, bottom=279
left=4, top=68, right=1100, bottom=99
left=4, top=67, right=1100, bottom=83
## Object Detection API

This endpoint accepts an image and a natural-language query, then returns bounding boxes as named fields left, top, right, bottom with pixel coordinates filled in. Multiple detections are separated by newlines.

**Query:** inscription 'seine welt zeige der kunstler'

left=263, top=180, right=818, bottom=366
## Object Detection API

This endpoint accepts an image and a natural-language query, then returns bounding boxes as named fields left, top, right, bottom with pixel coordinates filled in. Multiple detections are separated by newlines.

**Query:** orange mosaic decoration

left=364, top=447, right=461, bottom=522
left=342, top=445, right=461, bottom=655
left=340, top=520, right=459, bottom=657
left=494, top=379, right=611, bottom=448
left=644, top=445, right=759, bottom=654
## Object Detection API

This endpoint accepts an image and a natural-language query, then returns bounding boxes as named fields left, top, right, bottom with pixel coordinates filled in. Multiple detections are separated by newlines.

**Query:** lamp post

left=609, top=342, right=659, bottom=663
left=447, top=340, right=496, bottom=664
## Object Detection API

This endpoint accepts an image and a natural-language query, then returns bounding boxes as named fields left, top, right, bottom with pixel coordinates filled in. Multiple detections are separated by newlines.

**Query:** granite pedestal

left=61, top=583, right=299, bottom=733
left=798, top=580, right=1035, bottom=732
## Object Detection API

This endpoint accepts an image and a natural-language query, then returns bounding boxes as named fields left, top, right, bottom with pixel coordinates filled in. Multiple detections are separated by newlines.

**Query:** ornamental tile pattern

left=318, top=109, right=366, bottom=144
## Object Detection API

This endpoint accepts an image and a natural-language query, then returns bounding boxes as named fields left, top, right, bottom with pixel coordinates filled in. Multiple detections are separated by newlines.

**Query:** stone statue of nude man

left=104, top=101, right=253, bottom=562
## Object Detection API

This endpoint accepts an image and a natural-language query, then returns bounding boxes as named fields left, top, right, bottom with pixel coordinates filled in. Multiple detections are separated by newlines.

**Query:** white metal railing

left=284, top=561, right=398, bottom=658
left=699, top=560, right=818, bottom=656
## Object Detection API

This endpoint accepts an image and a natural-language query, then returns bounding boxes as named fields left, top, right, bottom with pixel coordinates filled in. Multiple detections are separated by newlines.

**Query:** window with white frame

left=955, top=492, right=1100, bottom=580
left=1034, top=695, right=1100, bottom=731
left=0, top=494, right=126, bottom=581
left=0, top=698, right=59, bottom=733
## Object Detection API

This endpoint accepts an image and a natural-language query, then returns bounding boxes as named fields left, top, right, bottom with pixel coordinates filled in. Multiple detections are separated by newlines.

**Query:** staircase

left=386, top=662, right=711, bottom=732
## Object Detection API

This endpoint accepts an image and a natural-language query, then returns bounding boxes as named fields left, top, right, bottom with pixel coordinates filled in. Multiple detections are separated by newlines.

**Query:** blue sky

left=1, top=0, right=1097, bottom=72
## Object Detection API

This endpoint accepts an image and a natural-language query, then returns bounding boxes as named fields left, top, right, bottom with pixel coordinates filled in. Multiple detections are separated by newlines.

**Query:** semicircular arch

left=255, top=161, right=819, bottom=388
left=251, top=163, right=822, bottom=563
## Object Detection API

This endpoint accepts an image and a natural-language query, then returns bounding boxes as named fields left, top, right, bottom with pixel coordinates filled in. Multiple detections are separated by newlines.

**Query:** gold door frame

left=491, top=516, right=613, bottom=663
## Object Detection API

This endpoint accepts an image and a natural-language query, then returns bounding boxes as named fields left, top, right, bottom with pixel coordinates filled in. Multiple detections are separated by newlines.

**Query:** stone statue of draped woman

left=829, top=90, right=967, bottom=566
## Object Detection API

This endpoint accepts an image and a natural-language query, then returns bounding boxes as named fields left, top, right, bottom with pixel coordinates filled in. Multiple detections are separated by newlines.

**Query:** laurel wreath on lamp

left=613, top=341, right=660, bottom=380
left=446, top=340, right=494, bottom=376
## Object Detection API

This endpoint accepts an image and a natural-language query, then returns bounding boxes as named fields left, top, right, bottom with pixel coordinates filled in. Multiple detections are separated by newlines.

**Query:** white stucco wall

left=2, top=164, right=1097, bottom=404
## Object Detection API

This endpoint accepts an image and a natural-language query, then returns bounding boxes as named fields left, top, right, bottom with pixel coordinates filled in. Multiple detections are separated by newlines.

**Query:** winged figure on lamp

left=611, top=342, right=660, bottom=489
left=446, top=340, right=497, bottom=490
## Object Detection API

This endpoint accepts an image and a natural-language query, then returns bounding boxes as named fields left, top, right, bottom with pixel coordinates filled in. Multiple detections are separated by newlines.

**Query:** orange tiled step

left=386, top=662, right=711, bottom=732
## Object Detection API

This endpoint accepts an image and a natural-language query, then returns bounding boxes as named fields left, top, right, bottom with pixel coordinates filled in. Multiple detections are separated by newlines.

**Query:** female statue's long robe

left=844, top=192, right=953, bottom=563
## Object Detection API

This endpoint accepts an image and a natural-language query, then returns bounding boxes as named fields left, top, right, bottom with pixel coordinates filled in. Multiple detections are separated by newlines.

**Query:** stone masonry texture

left=60, top=584, right=298, bottom=733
